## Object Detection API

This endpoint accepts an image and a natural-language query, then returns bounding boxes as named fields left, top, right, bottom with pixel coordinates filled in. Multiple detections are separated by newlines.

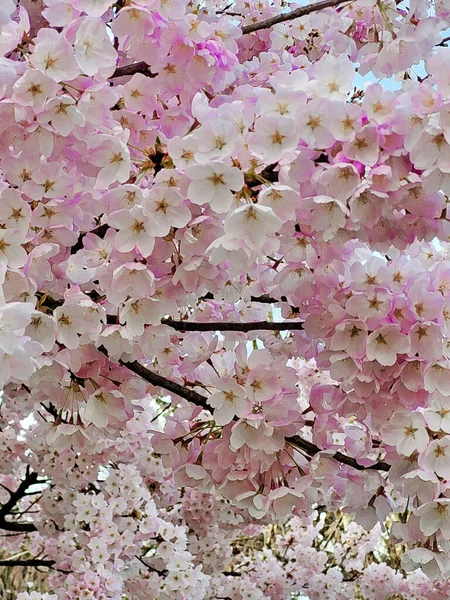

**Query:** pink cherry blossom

left=88, top=134, right=131, bottom=189
left=419, top=436, right=450, bottom=479
left=366, top=324, right=410, bottom=367
left=186, top=162, right=244, bottom=213
left=248, top=115, right=300, bottom=163
left=224, top=204, right=282, bottom=249
left=382, top=411, right=429, bottom=456
left=72, top=17, right=118, bottom=77
left=30, top=29, right=80, bottom=82
left=4, top=0, right=450, bottom=595
left=84, top=388, right=133, bottom=428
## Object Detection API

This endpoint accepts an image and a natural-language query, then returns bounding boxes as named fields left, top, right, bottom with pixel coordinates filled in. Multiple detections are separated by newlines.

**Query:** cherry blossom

left=84, top=388, right=133, bottom=428
left=416, top=499, right=450, bottom=538
left=382, top=411, right=429, bottom=456
left=207, top=378, right=250, bottom=425
left=186, top=162, right=244, bottom=213
left=224, top=204, right=282, bottom=249
left=366, top=324, right=410, bottom=366
left=5, top=0, right=450, bottom=596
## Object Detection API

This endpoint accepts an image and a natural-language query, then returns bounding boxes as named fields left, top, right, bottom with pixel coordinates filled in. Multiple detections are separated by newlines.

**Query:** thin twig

left=216, top=2, right=234, bottom=13
left=151, top=403, right=172, bottom=423
left=135, top=555, right=167, bottom=576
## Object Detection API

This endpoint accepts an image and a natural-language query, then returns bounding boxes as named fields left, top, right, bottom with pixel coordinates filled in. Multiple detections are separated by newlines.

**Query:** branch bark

left=105, top=350, right=390, bottom=472
left=118, top=358, right=211, bottom=412
left=37, top=292, right=301, bottom=332
left=109, top=1, right=353, bottom=81
left=0, top=469, right=39, bottom=532
left=0, top=559, right=54, bottom=568
left=160, top=319, right=304, bottom=332
left=241, top=0, right=352, bottom=34
left=438, top=35, right=450, bottom=47
left=201, top=292, right=290, bottom=304
left=287, top=435, right=390, bottom=472
left=111, top=61, right=157, bottom=79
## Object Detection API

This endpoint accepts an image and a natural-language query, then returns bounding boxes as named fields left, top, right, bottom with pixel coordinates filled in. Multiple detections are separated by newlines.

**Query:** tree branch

left=118, top=358, right=211, bottom=412
left=0, top=558, right=54, bottom=568
left=136, top=555, right=167, bottom=576
left=201, top=292, right=292, bottom=305
left=287, top=435, right=390, bottom=472
left=37, top=291, right=301, bottom=332
left=160, top=319, right=304, bottom=332
left=103, top=349, right=390, bottom=472
left=241, top=0, right=352, bottom=34
left=0, top=469, right=40, bottom=532
left=136, top=554, right=248, bottom=580
left=110, top=1, right=354, bottom=81
left=38, top=291, right=291, bottom=317
left=216, top=2, right=234, bottom=14
left=111, top=61, right=157, bottom=79
left=438, top=35, right=450, bottom=47
left=97, top=344, right=210, bottom=410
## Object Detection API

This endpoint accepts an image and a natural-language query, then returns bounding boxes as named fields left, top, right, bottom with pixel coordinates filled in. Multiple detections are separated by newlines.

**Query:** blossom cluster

left=2, top=0, right=450, bottom=596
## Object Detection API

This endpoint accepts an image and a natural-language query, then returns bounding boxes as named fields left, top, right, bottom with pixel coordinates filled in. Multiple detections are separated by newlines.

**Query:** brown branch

left=0, top=557, right=70, bottom=574
left=38, top=292, right=287, bottom=314
left=161, top=319, right=304, bottom=332
left=111, top=61, right=157, bottom=79
left=118, top=358, right=211, bottom=412
left=241, top=0, right=352, bottom=34
left=287, top=435, right=390, bottom=472
left=111, top=1, right=354, bottom=78
left=37, top=292, right=301, bottom=331
left=0, top=559, right=54, bottom=568
left=0, top=469, right=39, bottom=532
left=136, top=554, right=245, bottom=579
left=201, top=292, right=289, bottom=304
left=216, top=2, right=234, bottom=13
left=101, top=348, right=390, bottom=472
left=438, top=35, right=450, bottom=47
left=70, top=222, right=109, bottom=255
left=136, top=555, right=167, bottom=576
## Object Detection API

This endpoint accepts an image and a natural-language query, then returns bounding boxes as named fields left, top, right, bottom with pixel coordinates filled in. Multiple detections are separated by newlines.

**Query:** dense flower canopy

left=3, top=0, right=450, bottom=598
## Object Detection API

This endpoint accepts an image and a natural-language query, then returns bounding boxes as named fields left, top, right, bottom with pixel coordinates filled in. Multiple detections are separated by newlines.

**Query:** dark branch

left=118, top=358, right=211, bottom=412
left=111, top=61, right=157, bottom=79
left=216, top=2, right=234, bottom=14
left=102, top=348, right=390, bottom=472
left=0, top=559, right=54, bottom=568
left=110, top=2, right=354, bottom=78
left=136, top=555, right=167, bottom=576
left=438, top=35, right=450, bottom=47
left=287, top=435, right=390, bottom=472
left=0, top=557, right=70, bottom=574
left=38, top=292, right=289, bottom=317
left=100, top=345, right=210, bottom=409
left=70, top=222, right=109, bottom=255
left=242, top=0, right=352, bottom=34
left=161, top=319, right=304, bottom=332
left=0, top=470, right=39, bottom=532
left=201, top=292, right=289, bottom=304
left=37, top=292, right=301, bottom=331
